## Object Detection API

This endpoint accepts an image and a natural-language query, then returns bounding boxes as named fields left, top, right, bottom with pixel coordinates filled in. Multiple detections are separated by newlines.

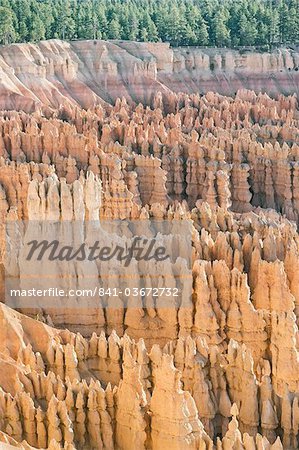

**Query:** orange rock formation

left=0, top=42, right=298, bottom=449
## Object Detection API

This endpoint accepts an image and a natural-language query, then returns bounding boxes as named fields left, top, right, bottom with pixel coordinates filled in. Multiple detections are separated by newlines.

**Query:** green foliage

left=1, top=0, right=299, bottom=46
left=108, top=18, right=121, bottom=39
left=0, top=6, right=16, bottom=44
left=212, top=8, right=230, bottom=47
left=30, top=14, right=46, bottom=41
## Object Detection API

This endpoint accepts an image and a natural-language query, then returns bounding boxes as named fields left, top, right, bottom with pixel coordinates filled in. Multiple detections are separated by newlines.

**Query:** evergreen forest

left=0, top=0, right=298, bottom=48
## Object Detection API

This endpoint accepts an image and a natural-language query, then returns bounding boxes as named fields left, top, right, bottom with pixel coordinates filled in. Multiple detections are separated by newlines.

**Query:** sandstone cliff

left=0, top=40, right=298, bottom=112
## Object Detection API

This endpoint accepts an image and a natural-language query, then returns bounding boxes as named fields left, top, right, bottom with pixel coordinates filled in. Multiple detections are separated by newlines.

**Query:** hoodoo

left=0, top=1, right=298, bottom=448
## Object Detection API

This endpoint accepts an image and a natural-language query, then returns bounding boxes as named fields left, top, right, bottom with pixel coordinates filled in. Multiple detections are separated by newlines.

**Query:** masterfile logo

left=25, top=236, right=170, bottom=266
left=5, top=219, right=193, bottom=310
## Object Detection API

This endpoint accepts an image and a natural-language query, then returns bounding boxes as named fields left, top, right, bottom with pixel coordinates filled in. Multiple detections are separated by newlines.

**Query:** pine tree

left=0, top=6, right=16, bottom=44
left=53, top=0, right=76, bottom=40
left=140, top=11, right=158, bottom=42
left=77, top=1, right=95, bottom=39
left=154, top=3, right=168, bottom=41
left=0, top=0, right=12, bottom=8
left=227, top=2, right=242, bottom=46
left=0, top=0, right=296, bottom=48
left=140, top=27, right=148, bottom=42
left=163, top=6, right=188, bottom=46
left=212, top=9, right=230, bottom=47
left=285, top=0, right=299, bottom=43
left=108, top=18, right=121, bottom=39
left=94, top=3, right=108, bottom=39
left=279, top=1, right=289, bottom=44
left=197, top=0, right=214, bottom=43
left=238, top=13, right=258, bottom=46
left=119, top=6, right=139, bottom=41
left=39, top=2, right=54, bottom=40
left=186, top=27, right=197, bottom=46
left=29, top=14, right=46, bottom=42
left=13, top=0, right=30, bottom=42
left=194, top=11, right=209, bottom=46
left=268, top=1, right=280, bottom=45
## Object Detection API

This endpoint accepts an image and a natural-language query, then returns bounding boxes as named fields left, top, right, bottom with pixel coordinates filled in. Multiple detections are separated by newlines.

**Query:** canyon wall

left=0, top=39, right=298, bottom=112
left=0, top=39, right=299, bottom=450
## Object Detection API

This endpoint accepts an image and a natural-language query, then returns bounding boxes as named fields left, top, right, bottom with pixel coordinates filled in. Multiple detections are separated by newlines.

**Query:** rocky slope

left=0, top=40, right=299, bottom=449
left=0, top=302, right=287, bottom=450
left=0, top=39, right=298, bottom=111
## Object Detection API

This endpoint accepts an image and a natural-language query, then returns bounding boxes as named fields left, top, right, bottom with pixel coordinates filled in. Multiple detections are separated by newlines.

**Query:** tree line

left=0, top=0, right=298, bottom=48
